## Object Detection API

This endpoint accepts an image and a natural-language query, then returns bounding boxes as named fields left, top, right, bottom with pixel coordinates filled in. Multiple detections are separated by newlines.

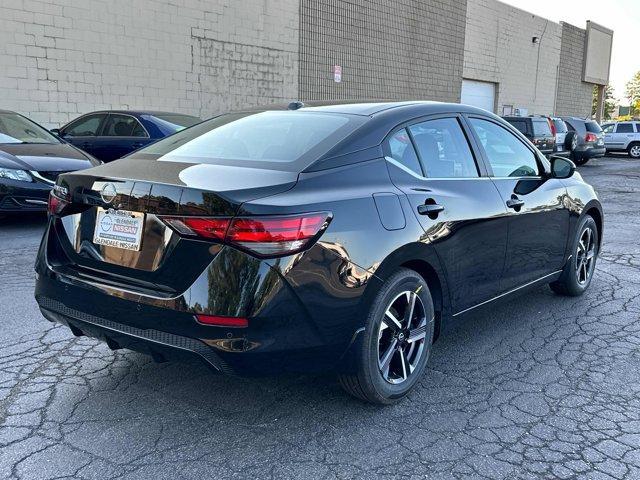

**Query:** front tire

left=628, top=143, right=640, bottom=159
left=550, top=215, right=599, bottom=296
left=338, top=268, right=435, bottom=404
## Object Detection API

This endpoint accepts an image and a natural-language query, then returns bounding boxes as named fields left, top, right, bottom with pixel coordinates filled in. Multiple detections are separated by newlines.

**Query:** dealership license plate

left=93, top=208, right=144, bottom=251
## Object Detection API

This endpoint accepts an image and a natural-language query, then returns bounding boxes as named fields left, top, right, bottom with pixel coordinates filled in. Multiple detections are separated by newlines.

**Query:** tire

left=572, top=155, right=589, bottom=166
left=338, top=268, right=435, bottom=405
left=628, top=143, right=640, bottom=159
left=550, top=215, right=599, bottom=296
left=564, top=131, right=578, bottom=152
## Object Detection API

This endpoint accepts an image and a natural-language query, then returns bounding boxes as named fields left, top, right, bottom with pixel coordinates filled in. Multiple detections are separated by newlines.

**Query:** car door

left=602, top=123, right=615, bottom=149
left=384, top=115, right=508, bottom=313
left=611, top=122, right=635, bottom=150
left=59, top=113, right=107, bottom=157
left=466, top=116, right=570, bottom=292
left=94, top=114, right=152, bottom=162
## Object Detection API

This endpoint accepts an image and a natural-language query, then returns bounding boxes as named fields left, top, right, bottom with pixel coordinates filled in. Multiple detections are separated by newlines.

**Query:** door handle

left=506, top=196, right=525, bottom=210
left=417, top=200, right=444, bottom=218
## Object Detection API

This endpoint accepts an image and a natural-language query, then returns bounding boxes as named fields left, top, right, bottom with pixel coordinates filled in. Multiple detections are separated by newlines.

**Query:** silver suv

left=601, top=121, right=640, bottom=158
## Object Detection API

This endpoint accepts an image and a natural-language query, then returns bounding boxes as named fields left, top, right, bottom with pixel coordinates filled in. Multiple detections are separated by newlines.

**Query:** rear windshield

left=135, top=111, right=365, bottom=171
left=532, top=120, right=552, bottom=136
left=585, top=121, right=603, bottom=133
left=142, top=114, right=202, bottom=135
left=553, top=119, right=568, bottom=133
left=507, top=119, right=528, bottom=135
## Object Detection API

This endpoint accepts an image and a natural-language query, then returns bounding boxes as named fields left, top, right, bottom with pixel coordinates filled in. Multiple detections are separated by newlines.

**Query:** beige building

left=0, top=0, right=609, bottom=128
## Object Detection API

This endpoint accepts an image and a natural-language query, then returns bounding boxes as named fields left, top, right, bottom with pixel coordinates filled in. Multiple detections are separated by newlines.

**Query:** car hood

left=0, top=143, right=97, bottom=171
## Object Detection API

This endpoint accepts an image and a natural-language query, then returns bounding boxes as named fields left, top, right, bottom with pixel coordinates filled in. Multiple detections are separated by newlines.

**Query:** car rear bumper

left=573, top=146, right=606, bottom=160
left=34, top=219, right=361, bottom=375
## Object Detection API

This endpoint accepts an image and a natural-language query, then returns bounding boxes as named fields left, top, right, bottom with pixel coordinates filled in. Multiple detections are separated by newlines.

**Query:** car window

left=602, top=124, right=614, bottom=134
left=102, top=114, right=148, bottom=137
left=469, top=118, right=539, bottom=177
left=506, top=119, right=528, bottom=135
left=408, top=118, right=478, bottom=178
left=532, top=120, right=552, bottom=136
left=139, top=111, right=366, bottom=172
left=553, top=119, right=568, bottom=133
left=585, top=121, right=603, bottom=133
left=64, top=114, right=105, bottom=136
left=387, top=128, right=423, bottom=176
left=143, top=114, right=201, bottom=135
left=616, top=123, right=634, bottom=133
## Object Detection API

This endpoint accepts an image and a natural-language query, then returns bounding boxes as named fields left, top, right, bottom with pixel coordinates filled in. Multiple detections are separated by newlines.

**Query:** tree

left=592, top=85, right=616, bottom=120
left=625, top=71, right=640, bottom=116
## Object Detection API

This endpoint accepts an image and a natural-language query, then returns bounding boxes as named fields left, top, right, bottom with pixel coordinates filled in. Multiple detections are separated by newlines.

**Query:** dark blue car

left=51, top=111, right=202, bottom=162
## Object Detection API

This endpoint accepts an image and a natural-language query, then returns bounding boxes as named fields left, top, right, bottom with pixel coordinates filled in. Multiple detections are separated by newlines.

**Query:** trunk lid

left=51, top=158, right=298, bottom=293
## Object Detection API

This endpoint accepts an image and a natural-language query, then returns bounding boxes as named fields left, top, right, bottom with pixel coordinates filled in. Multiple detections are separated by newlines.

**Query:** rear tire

left=628, top=143, right=640, bottom=159
left=338, top=268, right=435, bottom=405
left=564, top=131, right=578, bottom=152
left=550, top=215, right=599, bottom=296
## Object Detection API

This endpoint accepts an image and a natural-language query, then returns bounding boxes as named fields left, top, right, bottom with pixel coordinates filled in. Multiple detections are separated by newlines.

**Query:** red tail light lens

left=47, top=191, right=69, bottom=216
left=162, top=212, right=331, bottom=257
left=585, top=133, right=598, bottom=143
left=196, top=314, right=248, bottom=328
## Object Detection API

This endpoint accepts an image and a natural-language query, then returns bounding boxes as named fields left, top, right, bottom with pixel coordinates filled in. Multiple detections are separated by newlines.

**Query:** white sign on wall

left=333, top=65, right=342, bottom=83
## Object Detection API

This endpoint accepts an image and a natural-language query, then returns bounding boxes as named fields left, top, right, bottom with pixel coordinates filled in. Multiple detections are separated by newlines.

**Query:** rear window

left=553, top=119, right=568, bottom=133
left=585, top=121, right=603, bottom=133
left=142, top=114, right=202, bottom=135
left=507, top=119, right=528, bottom=135
left=136, top=111, right=365, bottom=171
left=532, top=120, right=552, bottom=136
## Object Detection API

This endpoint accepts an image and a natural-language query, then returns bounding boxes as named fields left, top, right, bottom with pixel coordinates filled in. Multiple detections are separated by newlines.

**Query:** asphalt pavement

left=1, top=155, right=639, bottom=479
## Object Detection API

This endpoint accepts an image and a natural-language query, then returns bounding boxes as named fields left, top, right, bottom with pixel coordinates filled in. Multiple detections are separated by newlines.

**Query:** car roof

left=0, top=109, right=19, bottom=114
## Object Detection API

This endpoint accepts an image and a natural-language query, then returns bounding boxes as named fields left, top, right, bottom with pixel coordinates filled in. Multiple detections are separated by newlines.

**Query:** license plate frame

left=93, top=207, right=145, bottom=251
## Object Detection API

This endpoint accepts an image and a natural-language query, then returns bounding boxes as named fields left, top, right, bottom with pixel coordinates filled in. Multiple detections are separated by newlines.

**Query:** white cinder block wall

left=464, top=0, right=563, bottom=116
left=0, top=0, right=299, bottom=128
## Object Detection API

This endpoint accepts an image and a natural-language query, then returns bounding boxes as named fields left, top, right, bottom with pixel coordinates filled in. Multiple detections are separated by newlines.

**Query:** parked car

left=502, top=116, right=556, bottom=156
left=562, top=117, right=606, bottom=165
left=51, top=111, right=202, bottom=162
left=601, top=121, right=640, bottom=158
left=37, top=101, right=603, bottom=404
left=0, top=110, right=100, bottom=218
left=550, top=117, right=574, bottom=154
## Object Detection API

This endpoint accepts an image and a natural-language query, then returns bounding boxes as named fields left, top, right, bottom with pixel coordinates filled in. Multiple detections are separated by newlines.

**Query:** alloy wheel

left=377, top=290, right=428, bottom=384
left=630, top=145, right=640, bottom=158
left=576, top=227, right=597, bottom=285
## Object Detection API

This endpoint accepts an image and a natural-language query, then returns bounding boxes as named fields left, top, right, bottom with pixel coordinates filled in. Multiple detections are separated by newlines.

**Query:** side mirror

left=50, top=128, right=60, bottom=136
left=549, top=155, right=576, bottom=179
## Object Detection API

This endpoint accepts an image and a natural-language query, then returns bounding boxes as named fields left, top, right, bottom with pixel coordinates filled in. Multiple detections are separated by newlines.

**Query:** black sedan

left=35, top=101, right=602, bottom=404
left=0, top=110, right=100, bottom=218
left=52, top=110, right=202, bottom=162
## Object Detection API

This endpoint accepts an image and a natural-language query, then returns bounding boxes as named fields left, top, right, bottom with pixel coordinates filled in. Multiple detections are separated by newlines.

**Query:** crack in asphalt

left=0, top=156, right=639, bottom=479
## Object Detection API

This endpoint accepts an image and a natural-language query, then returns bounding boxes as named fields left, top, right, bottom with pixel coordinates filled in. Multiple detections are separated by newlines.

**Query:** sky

left=500, top=0, right=639, bottom=103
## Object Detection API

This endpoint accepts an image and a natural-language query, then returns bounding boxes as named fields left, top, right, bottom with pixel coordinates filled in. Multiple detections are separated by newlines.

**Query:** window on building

left=408, top=118, right=479, bottom=178
left=469, top=118, right=539, bottom=177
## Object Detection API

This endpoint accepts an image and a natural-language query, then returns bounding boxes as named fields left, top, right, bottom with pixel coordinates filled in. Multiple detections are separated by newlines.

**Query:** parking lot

left=0, top=155, right=638, bottom=479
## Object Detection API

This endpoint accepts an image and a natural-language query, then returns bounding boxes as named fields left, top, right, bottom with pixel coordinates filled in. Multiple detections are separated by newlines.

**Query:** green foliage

left=592, top=85, right=616, bottom=120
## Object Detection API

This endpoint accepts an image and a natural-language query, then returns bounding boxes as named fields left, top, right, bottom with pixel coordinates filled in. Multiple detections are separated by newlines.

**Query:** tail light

left=585, top=133, right=598, bottom=143
left=196, top=314, right=248, bottom=328
left=47, top=186, right=70, bottom=216
left=162, top=212, right=332, bottom=258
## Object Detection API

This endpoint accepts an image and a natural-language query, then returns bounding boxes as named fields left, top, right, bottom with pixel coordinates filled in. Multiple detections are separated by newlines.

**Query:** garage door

left=461, top=80, right=495, bottom=113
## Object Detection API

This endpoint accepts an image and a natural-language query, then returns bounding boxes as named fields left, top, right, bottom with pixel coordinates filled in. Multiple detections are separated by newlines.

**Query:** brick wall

left=0, top=0, right=299, bottom=128
left=464, top=0, right=562, bottom=116
left=556, top=22, right=594, bottom=118
left=298, top=0, right=467, bottom=103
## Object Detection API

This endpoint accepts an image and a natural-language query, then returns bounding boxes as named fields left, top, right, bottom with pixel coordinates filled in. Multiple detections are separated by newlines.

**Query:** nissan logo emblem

left=100, top=183, right=118, bottom=204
